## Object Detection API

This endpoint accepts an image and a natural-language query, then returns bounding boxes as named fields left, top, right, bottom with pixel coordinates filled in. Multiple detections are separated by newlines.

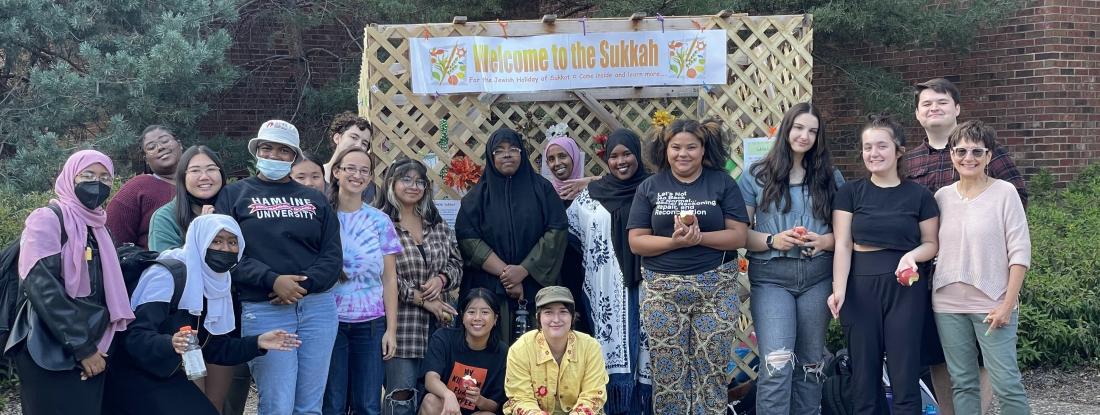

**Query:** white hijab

left=130, top=214, right=244, bottom=335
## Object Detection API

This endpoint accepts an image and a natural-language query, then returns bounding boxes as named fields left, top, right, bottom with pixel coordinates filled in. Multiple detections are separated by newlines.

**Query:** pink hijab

left=18, top=150, right=135, bottom=354
left=540, top=136, right=585, bottom=196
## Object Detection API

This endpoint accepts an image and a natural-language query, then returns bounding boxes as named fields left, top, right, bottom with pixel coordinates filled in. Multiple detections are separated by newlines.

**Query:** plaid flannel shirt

left=393, top=218, right=463, bottom=359
left=903, top=142, right=1029, bottom=208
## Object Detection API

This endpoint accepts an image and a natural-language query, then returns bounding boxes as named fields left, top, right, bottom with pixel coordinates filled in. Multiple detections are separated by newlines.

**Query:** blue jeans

left=383, top=357, right=421, bottom=415
left=323, top=317, right=386, bottom=415
left=242, top=292, right=339, bottom=415
left=748, top=253, right=832, bottom=415
left=935, top=311, right=1030, bottom=415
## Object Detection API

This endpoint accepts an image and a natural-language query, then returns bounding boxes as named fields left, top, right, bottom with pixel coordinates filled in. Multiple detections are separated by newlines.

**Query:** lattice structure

left=359, top=12, right=813, bottom=381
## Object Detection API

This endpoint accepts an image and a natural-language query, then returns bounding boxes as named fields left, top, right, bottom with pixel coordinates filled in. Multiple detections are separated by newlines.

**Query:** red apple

left=680, top=211, right=696, bottom=226
left=896, top=267, right=919, bottom=286
left=462, top=374, right=478, bottom=389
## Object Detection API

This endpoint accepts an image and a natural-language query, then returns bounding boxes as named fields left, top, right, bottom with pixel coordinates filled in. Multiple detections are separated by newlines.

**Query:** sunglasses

left=951, top=147, right=988, bottom=158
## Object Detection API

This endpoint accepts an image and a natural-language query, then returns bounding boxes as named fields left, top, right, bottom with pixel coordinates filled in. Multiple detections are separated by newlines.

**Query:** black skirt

left=14, top=344, right=106, bottom=415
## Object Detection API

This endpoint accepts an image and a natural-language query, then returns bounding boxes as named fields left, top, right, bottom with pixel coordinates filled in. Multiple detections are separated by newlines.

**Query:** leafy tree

left=0, top=0, right=239, bottom=191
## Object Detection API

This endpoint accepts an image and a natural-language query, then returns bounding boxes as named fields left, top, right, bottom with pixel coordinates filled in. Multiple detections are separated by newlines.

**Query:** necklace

left=957, top=177, right=991, bottom=201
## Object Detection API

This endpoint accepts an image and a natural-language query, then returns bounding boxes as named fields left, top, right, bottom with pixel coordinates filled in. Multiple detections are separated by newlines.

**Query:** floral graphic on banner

left=668, top=37, right=706, bottom=78
left=430, top=44, right=467, bottom=86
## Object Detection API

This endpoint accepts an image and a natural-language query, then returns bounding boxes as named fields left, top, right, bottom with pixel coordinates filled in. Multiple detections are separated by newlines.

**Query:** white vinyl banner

left=409, top=30, right=727, bottom=94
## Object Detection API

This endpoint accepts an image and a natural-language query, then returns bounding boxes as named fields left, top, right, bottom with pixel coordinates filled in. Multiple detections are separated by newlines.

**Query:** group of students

left=4, top=77, right=1032, bottom=415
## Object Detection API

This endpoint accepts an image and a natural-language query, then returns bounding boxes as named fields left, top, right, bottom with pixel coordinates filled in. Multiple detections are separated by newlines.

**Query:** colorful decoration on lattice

left=652, top=110, right=674, bottom=128
left=443, top=156, right=481, bottom=191
left=546, top=122, right=569, bottom=139
left=593, top=134, right=608, bottom=159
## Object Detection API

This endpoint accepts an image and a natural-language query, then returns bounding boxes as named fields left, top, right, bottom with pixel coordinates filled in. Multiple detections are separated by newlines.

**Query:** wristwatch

left=766, top=234, right=776, bottom=250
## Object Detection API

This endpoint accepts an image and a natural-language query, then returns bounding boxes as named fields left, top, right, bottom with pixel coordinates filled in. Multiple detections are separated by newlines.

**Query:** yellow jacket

left=503, top=330, right=609, bottom=415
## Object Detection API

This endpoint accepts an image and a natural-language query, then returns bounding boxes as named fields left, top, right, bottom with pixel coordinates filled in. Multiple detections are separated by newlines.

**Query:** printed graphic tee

left=627, top=168, right=749, bottom=275
left=423, top=327, right=508, bottom=413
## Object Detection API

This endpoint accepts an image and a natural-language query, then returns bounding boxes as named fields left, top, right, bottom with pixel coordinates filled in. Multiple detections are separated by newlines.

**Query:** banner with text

left=409, top=30, right=727, bottom=94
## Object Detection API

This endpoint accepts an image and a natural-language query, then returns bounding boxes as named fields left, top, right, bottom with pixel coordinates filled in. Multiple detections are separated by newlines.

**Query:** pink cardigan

left=932, top=179, right=1031, bottom=301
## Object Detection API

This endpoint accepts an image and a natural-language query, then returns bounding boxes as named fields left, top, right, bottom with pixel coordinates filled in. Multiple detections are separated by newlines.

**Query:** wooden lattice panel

left=359, top=12, right=813, bottom=381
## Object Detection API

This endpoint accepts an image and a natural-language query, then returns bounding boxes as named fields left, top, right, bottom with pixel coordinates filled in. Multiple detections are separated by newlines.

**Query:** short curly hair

left=327, top=111, right=372, bottom=147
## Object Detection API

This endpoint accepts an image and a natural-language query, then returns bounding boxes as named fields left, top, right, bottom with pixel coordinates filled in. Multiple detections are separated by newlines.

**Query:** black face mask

left=205, top=249, right=239, bottom=273
left=75, top=181, right=112, bottom=210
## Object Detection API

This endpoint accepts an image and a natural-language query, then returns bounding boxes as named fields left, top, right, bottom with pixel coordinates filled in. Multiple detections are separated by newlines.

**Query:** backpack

left=116, top=243, right=187, bottom=308
left=0, top=205, right=65, bottom=350
left=822, top=349, right=938, bottom=415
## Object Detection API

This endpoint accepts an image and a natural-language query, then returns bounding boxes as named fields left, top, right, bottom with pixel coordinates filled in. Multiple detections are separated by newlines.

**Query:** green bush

left=1016, top=164, right=1100, bottom=368
left=0, top=191, right=55, bottom=245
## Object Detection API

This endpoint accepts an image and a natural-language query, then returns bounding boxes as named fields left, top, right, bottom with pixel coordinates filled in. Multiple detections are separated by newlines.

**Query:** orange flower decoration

left=443, top=156, right=482, bottom=190
left=738, top=257, right=749, bottom=273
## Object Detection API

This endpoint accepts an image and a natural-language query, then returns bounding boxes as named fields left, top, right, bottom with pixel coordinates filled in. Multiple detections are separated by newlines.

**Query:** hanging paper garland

left=439, top=118, right=450, bottom=178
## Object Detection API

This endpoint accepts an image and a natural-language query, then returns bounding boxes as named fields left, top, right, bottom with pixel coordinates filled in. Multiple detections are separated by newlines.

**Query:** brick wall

left=814, top=0, right=1100, bottom=185
left=197, top=6, right=361, bottom=146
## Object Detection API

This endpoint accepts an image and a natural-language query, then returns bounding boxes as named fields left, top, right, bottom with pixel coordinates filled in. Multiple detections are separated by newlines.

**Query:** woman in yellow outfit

left=503, top=286, right=609, bottom=415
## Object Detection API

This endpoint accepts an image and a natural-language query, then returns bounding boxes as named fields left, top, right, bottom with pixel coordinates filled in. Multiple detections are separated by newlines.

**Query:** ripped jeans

left=748, top=253, right=832, bottom=415
left=382, top=357, right=421, bottom=415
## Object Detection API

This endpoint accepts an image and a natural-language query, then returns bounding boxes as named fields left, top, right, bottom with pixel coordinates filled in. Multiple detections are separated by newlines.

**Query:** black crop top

left=833, top=178, right=938, bottom=251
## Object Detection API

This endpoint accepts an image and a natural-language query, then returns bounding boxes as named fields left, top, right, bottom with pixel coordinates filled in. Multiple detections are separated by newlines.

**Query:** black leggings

left=840, top=250, right=928, bottom=415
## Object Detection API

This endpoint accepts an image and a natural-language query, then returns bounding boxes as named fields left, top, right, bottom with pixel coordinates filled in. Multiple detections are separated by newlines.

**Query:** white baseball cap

left=248, top=120, right=304, bottom=160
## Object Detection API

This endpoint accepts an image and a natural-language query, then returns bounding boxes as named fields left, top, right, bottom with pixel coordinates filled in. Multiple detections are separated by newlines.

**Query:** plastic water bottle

left=923, top=404, right=938, bottom=415
left=179, top=325, right=207, bottom=380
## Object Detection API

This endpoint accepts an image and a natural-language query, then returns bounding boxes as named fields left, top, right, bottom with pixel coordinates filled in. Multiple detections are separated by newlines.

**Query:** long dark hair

left=750, top=103, right=838, bottom=224
left=458, top=288, right=502, bottom=348
left=327, top=146, right=372, bottom=210
left=376, top=157, right=443, bottom=226
left=648, top=117, right=730, bottom=172
left=173, top=145, right=226, bottom=233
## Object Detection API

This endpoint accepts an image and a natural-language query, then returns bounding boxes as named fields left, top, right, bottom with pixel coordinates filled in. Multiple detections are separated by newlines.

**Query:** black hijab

left=455, top=128, right=568, bottom=268
left=587, top=128, right=651, bottom=285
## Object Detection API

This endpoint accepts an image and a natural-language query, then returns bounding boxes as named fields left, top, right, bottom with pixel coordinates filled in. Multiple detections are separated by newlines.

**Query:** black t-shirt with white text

left=627, top=168, right=750, bottom=275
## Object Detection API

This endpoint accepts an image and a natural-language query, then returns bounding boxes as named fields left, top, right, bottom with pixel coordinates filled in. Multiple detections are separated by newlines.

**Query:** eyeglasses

left=951, top=147, right=988, bottom=158
left=75, top=172, right=113, bottom=184
left=186, top=167, right=222, bottom=178
left=143, top=137, right=177, bottom=154
left=398, top=176, right=429, bottom=189
left=339, top=166, right=372, bottom=177
left=491, top=147, right=521, bottom=157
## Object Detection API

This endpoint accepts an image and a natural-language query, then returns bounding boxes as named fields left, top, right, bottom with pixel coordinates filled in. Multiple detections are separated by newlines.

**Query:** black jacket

left=7, top=231, right=109, bottom=370
left=116, top=301, right=263, bottom=379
